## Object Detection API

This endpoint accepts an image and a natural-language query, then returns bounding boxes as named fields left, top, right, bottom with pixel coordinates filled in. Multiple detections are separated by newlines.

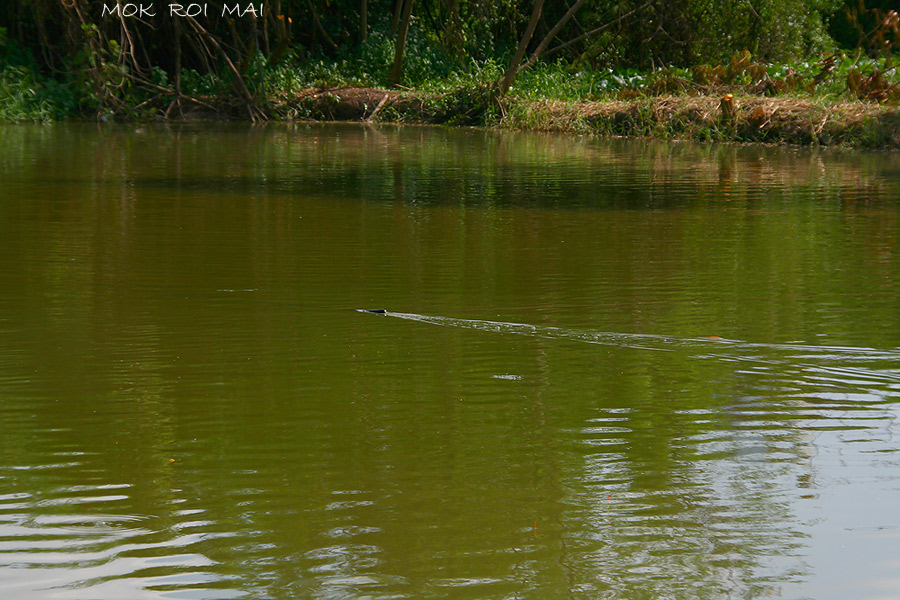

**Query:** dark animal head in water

left=358, top=309, right=387, bottom=315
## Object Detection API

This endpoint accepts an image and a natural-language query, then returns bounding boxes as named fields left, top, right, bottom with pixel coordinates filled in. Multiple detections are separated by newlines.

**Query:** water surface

left=1, top=123, right=900, bottom=599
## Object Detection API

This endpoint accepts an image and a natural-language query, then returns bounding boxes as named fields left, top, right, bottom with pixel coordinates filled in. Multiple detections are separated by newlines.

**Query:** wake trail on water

left=369, top=310, right=900, bottom=384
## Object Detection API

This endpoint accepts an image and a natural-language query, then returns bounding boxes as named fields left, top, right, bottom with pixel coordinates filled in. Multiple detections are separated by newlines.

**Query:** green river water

left=1, top=123, right=899, bottom=600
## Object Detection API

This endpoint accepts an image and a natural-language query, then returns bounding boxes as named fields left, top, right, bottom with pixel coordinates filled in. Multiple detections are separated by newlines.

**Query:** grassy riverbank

left=262, top=50, right=900, bottom=147
left=4, top=0, right=899, bottom=146
left=280, top=85, right=900, bottom=148
left=502, top=95, right=900, bottom=148
left=3, top=38, right=899, bottom=147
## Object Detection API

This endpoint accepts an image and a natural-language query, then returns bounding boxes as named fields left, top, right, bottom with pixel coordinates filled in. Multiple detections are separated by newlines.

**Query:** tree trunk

left=361, top=0, right=368, bottom=42
left=521, top=0, right=586, bottom=72
left=174, top=19, right=182, bottom=97
left=267, top=0, right=291, bottom=65
left=391, top=0, right=403, bottom=37
left=305, top=0, right=338, bottom=52
left=498, top=0, right=544, bottom=95
left=442, top=0, right=463, bottom=57
left=389, top=0, right=415, bottom=86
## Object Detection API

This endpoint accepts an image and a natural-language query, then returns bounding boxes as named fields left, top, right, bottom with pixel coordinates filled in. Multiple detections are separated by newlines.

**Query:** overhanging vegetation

left=0, top=0, right=897, bottom=146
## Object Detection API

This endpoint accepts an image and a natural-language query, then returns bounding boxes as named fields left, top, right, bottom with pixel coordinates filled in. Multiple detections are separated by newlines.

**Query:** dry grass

left=509, top=95, right=900, bottom=147
left=279, top=87, right=900, bottom=148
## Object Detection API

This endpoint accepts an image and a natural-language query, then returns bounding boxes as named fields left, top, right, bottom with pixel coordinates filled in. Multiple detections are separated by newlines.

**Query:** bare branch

left=545, top=0, right=655, bottom=59
left=522, top=0, right=587, bottom=71
left=498, top=0, right=545, bottom=95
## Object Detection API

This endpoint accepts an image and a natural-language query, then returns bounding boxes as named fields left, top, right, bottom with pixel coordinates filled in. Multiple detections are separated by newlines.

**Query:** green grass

left=2, top=18, right=897, bottom=133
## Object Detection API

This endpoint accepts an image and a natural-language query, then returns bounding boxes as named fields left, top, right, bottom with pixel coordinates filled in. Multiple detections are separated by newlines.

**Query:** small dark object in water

left=358, top=309, right=388, bottom=315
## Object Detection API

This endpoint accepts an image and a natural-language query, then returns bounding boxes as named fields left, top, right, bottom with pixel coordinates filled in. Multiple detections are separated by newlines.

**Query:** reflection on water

left=0, top=473, right=236, bottom=599
left=1, top=123, right=899, bottom=599
left=375, top=310, right=900, bottom=599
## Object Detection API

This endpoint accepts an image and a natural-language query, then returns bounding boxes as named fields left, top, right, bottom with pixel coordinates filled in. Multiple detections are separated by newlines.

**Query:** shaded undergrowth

left=2, top=23, right=899, bottom=148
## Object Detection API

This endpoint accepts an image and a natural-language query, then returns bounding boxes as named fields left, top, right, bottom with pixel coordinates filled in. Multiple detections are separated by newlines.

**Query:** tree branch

left=521, top=0, right=587, bottom=71
left=498, top=0, right=545, bottom=95
left=545, top=0, right=655, bottom=59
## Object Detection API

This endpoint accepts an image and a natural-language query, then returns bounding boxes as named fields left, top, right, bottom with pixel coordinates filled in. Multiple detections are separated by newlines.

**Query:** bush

left=578, top=0, right=841, bottom=70
left=0, top=27, right=78, bottom=121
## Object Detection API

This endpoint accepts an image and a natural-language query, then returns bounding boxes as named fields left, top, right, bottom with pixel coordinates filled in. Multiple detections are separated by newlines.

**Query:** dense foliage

left=0, top=0, right=896, bottom=120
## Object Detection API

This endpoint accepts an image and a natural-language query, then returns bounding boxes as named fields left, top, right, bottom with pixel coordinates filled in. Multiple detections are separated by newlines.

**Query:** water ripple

left=0, top=478, right=239, bottom=599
